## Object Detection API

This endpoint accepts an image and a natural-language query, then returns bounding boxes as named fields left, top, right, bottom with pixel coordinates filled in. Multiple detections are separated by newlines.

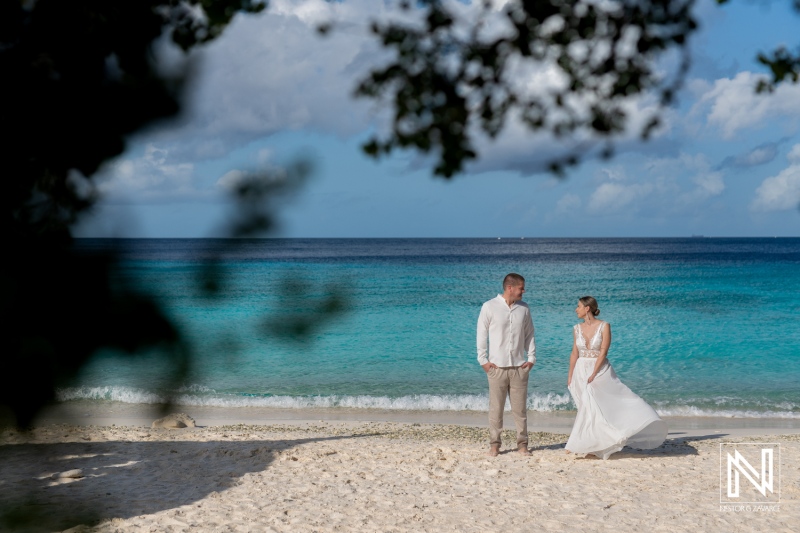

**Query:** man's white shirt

left=477, top=295, right=536, bottom=367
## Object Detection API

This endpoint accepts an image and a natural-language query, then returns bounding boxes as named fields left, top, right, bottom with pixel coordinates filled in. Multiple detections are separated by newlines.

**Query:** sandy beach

left=1, top=404, right=798, bottom=532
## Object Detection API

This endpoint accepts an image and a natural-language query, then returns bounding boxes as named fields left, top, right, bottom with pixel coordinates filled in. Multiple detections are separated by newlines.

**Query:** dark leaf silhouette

left=355, top=0, right=698, bottom=177
left=0, top=0, right=265, bottom=428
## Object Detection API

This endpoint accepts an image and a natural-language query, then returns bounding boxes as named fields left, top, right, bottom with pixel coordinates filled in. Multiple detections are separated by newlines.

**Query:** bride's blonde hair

left=579, top=296, right=600, bottom=317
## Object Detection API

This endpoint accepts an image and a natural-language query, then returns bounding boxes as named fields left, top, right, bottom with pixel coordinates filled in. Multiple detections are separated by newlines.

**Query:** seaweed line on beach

left=1, top=422, right=572, bottom=447
left=203, top=423, right=572, bottom=447
left=4, top=422, right=800, bottom=449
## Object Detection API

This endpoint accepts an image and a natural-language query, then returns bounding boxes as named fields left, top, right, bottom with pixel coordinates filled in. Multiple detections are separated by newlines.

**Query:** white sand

left=1, top=406, right=798, bottom=532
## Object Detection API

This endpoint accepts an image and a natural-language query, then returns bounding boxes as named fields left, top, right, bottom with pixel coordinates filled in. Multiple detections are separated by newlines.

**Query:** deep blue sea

left=61, top=238, right=800, bottom=418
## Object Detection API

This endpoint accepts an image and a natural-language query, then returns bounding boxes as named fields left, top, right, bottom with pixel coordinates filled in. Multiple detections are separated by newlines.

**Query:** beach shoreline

left=28, top=400, right=800, bottom=438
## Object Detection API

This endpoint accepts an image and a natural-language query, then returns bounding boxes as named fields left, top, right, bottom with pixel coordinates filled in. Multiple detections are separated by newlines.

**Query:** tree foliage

left=356, top=0, right=798, bottom=177
left=0, top=0, right=266, bottom=428
left=1, top=0, right=265, bottom=244
left=356, top=0, right=698, bottom=177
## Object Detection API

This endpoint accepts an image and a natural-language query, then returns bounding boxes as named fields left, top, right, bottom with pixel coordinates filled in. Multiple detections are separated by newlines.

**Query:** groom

left=477, top=273, right=536, bottom=456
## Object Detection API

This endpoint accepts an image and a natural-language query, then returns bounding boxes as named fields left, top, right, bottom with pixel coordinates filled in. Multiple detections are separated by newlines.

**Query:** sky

left=74, top=0, right=800, bottom=238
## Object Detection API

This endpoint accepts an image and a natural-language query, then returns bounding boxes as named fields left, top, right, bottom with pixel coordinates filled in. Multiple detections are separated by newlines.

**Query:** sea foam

left=56, top=386, right=571, bottom=411
left=54, top=386, right=800, bottom=417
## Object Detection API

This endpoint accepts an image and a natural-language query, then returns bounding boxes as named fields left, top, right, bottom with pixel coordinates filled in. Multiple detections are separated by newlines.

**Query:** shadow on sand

left=530, top=432, right=728, bottom=459
left=0, top=432, right=376, bottom=532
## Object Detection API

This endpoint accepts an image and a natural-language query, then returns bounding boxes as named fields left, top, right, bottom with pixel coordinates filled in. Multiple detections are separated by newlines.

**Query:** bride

left=566, top=296, right=667, bottom=459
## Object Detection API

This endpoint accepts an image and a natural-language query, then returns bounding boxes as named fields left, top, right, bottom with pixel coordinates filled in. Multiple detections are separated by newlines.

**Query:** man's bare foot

left=517, top=446, right=532, bottom=456
left=487, top=445, right=500, bottom=457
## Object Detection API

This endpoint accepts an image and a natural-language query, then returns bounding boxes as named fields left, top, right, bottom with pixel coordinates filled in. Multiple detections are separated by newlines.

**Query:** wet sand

left=32, top=400, right=800, bottom=438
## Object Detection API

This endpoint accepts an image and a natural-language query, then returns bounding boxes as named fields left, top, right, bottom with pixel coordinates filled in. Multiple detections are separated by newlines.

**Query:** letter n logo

left=720, top=443, right=780, bottom=503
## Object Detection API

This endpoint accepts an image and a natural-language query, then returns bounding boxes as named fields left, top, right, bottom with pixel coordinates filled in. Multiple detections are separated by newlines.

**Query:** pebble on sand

left=151, top=413, right=196, bottom=429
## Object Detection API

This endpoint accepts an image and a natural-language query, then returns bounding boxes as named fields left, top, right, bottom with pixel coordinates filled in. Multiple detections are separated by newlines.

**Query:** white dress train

left=566, top=322, right=667, bottom=460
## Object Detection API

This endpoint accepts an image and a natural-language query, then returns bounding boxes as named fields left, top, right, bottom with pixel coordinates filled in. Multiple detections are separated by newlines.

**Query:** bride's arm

left=587, top=323, right=612, bottom=383
left=567, top=329, right=578, bottom=386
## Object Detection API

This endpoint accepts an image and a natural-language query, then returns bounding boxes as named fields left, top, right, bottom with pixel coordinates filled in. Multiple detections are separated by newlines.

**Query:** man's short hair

left=503, top=273, right=525, bottom=289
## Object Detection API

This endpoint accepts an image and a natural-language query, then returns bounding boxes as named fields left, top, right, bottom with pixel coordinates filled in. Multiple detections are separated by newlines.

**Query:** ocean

left=62, top=238, right=800, bottom=419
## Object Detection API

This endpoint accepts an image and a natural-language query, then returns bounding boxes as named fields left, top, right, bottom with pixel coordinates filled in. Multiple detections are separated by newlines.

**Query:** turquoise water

left=63, top=238, right=800, bottom=417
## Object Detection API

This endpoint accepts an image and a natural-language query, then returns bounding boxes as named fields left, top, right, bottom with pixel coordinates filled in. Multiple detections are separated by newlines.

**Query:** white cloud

left=690, top=71, right=800, bottom=138
left=742, top=146, right=778, bottom=166
left=138, top=0, right=402, bottom=159
left=692, top=170, right=724, bottom=197
left=95, top=143, right=199, bottom=202
left=94, top=1, right=783, bottom=212
left=214, top=166, right=283, bottom=191
left=465, top=87, right=675, bottom=176
left=583, top=151, right=726, bottom=217
left=143, top=0, right=678, bottom=178
left=587, top=181, right=654, bottom=214
left=97, top=0, right=400, bottom=201
left=676, top=153, right=725, bottom=203
left=178, top=0, right=503, bottom=144
left=751, top=144, right=800, bottom=212
left=270, top=0, right=335, bottom=24
left=600, top=167, right=626, bottom=182
left=556, top=193, right=582, bottom=213
left=216, top=169, right=247, bottom=190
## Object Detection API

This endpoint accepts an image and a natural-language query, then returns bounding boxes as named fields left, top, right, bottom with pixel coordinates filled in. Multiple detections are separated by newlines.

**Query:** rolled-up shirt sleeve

left=525, top=309, right=536, bottom=365
left=477, top=303, right=490, bottom=365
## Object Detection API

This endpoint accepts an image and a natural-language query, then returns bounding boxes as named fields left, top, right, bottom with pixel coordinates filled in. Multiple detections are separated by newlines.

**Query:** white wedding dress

left=566, top=322, right=667, bottom=459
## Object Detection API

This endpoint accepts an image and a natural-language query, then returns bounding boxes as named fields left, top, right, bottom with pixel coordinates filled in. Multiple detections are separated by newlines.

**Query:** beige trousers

left=487, top=366, right=531, bottom=447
